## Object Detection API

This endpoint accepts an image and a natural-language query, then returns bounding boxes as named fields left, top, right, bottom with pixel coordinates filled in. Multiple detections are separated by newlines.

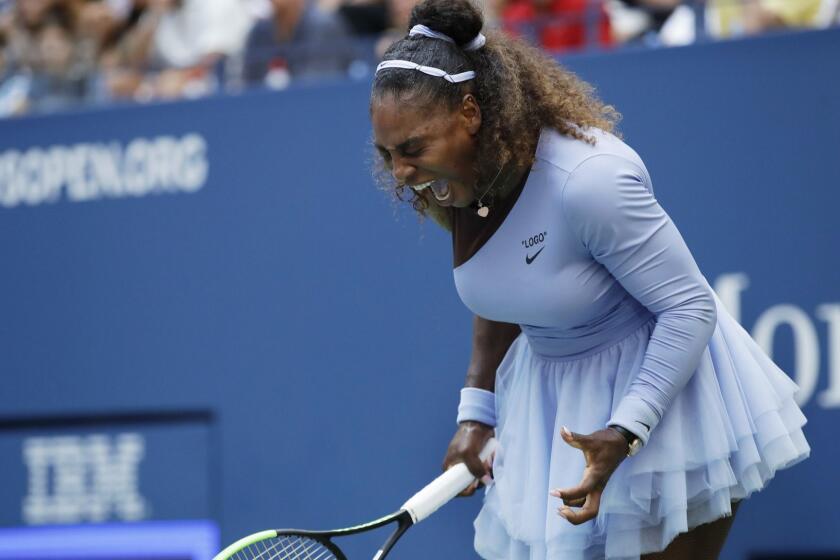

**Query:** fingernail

left=562, top=426, right=572, bottom=437
left=549, top=489, right=562, bottom=497
left=481, top=474, right=493, bottom=485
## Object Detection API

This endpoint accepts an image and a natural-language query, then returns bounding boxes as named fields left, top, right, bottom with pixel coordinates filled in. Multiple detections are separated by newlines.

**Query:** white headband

left=375, top=60, right=475, bottom=83
left=375, top=24, right=485, bottom=83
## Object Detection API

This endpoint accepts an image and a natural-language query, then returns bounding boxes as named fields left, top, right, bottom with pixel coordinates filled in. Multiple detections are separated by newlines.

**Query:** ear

left=459, top=93, right=482, bottom=136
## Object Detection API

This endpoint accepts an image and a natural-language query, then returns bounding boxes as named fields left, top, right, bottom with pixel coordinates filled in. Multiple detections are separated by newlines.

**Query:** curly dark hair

left=370, top=0, right=620, bottom=229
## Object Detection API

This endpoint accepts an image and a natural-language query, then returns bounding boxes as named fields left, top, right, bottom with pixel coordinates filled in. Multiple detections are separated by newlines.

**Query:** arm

left=561, top=153, right=717, bottom=443
left=465, top=315, right=521, bottom=391
left=553, top=152, right=717, bottom=524
left=120, top=2, right=172, bottom=68
left=443, top=316, right=520, bottom=493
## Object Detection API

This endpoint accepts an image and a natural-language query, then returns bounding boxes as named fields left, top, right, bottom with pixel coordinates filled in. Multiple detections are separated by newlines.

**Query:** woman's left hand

left=550, top=426, right=628, bottom=525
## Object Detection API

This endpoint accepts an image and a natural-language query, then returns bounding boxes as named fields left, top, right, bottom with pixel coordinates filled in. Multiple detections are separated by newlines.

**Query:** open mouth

left=411, top=180, right=450, bottom=201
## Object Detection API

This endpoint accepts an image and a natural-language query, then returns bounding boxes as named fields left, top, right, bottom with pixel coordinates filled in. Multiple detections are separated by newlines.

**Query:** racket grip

left=400, top=438, right=498, bottom=524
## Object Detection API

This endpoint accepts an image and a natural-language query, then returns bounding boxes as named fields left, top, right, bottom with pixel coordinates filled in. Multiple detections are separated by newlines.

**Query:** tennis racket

left=213, top=438, right=497, bottom=560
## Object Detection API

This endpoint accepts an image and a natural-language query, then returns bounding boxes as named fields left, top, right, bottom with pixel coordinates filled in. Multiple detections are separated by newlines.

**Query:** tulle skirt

left=474, top=293, right=810, bottom=560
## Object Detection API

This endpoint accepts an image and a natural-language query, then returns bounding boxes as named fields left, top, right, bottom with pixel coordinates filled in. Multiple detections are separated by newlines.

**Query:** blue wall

left=1, top=28, right=838, bottom=559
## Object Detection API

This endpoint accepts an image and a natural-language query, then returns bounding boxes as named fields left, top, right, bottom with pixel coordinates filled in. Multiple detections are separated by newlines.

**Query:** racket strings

left=232, top=535, right=337, bottom=560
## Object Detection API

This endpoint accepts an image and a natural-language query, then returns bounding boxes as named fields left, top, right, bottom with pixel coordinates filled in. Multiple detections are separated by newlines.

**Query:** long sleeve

left=561, top=153, right=717, bottom=444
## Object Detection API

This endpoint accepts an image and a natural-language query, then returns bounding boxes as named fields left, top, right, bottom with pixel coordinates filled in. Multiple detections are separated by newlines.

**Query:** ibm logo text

left=22, top=433, right=147, bottom=525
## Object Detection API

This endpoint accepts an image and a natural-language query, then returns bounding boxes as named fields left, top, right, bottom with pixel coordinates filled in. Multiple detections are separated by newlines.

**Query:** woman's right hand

left=443, top=420, right=495, bottom=496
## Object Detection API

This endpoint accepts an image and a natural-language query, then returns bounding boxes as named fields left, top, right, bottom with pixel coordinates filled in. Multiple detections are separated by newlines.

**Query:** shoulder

left=555, top=135, right=662, bottom=240
left=535, top=127, right=650, bottom=185
left=524, top=128, right=658, bottom=234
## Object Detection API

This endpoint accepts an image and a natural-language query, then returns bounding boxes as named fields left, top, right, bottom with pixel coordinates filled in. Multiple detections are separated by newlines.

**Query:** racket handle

left=400, top=438, right=498, bottom=524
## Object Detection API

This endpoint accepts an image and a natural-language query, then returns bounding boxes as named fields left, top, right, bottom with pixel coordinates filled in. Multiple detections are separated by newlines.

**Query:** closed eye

left=402, top=148, right=424, bottom=158
left=377, top=148, right=393, bottom=167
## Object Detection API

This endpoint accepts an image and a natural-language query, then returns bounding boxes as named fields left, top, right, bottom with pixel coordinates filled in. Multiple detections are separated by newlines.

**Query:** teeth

left=409, top=180, right=450, bottom=202
left=431, top=183, right=450, bottom=201
left=410, top=181, right=434, bottom=192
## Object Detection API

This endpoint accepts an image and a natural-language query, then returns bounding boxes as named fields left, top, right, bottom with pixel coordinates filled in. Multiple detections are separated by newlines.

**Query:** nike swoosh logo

left=525, top=246, right=544, bottom=265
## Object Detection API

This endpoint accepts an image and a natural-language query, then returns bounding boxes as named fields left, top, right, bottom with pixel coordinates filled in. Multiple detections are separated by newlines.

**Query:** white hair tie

left=375, top=60, right=476, bottom=83
left=409, top=24, right=486, bottom=51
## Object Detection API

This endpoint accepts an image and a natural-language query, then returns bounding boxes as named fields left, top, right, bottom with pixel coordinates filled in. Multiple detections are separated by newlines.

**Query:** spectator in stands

left=75, top=0, right=123, bottom=72
left=118, top=0, right=253, bottom=97
left=123, top=0, right=252, bottom=69
left=499, top=0, right=613, bottom=53
left=84, top=2, right=139, bottom=102
left=0, top=1, right=91, bottom=114
left=0, top=17, right=32, bottom=115
left=0, top=0, right=837, bottom=117
left=606, top=0, right=681, bottom=45
left=614, top=0, right=708, bottom=46
left=706, top=0, right=833, bottom=37
left=5, top=0, right=54, bottom=72
left=241, top=0, right=357, bottom=87
left=336, top=0, right=389, bottom=36
left=332, top=0, right=433, bottom=62
left=27, top=11, right=87, bottom=111
left=372, top=0, right=420, bottom=58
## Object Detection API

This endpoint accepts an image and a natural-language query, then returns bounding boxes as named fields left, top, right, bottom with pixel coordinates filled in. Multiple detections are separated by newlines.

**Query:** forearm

left=446, top=316, right=518, bottom=478
left=610, top=294, right=717, bottom=441
left=464, top=315, right=521, bottom=391
left=562, top=153, right=720, bottom=443
left=122, top=8, right=165, bottom=68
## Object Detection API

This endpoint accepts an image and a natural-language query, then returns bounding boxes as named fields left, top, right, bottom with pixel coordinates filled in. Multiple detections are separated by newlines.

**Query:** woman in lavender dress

left=370, top=1, right=809, bottom=558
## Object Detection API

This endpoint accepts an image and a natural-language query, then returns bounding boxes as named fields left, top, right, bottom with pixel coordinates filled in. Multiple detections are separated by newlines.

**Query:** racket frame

left=215, top=510, right=413, bottom=560
left=214, top=438, right=496, bottom=560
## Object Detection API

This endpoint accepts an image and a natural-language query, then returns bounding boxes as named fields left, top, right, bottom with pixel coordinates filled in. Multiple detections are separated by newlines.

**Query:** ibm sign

left=0, top=419, right=211, bottom=527
left=22, top=433, right=147, bottom=525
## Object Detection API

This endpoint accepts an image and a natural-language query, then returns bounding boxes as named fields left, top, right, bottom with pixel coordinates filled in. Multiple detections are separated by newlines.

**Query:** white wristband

left=457, top=387, right=496, bottom=427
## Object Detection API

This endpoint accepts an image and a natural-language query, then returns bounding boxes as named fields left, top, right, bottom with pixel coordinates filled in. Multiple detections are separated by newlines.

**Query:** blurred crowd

left=0, top=0, right=837, bottom=117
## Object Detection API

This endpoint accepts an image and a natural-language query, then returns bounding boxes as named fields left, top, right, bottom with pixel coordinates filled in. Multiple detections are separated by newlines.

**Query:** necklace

left=474, top=165, right=505, bottom=218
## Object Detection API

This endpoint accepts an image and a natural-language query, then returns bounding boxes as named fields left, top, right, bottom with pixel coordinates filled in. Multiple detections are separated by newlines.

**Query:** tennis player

left=369, top=1, right=810, bottom=558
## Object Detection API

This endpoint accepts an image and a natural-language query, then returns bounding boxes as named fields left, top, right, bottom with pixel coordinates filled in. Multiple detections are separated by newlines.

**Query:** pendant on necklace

left=477, top=205, right=489, bottom=218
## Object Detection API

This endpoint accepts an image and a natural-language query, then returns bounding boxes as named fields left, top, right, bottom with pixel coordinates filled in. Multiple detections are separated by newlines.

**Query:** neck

left=497, top=164, right=529, bottom=199
left=476, top=162, right=527, bottom=205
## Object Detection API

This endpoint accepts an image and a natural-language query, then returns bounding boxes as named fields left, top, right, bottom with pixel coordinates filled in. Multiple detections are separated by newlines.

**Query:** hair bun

left=409, top=0, right=484, bottom=48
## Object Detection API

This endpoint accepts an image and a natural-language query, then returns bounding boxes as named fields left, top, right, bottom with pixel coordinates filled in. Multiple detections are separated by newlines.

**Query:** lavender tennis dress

left=453, top=128, right=810, bottom=560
